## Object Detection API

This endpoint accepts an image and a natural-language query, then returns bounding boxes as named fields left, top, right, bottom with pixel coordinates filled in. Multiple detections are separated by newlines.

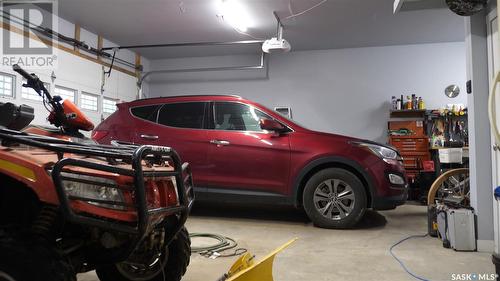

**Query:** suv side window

left=213, top=102, right=271, bottom=132
left=158, top=102, right=206, bottom=129
left=130, top=105, right=161, bottom=122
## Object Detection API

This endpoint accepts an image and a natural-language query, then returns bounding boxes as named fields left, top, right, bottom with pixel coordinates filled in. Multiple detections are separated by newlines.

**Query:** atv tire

left=96, top=227, right=191, bottom=281
left=0, top=229, right=76, bottom=281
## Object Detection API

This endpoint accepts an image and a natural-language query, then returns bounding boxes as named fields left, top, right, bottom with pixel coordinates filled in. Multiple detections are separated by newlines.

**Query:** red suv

left=93, top=95, right=407, bottom=228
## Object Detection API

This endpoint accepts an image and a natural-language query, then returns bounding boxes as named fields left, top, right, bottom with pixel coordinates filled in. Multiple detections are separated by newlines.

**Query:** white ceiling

left=58, top=0, right=465, bottom=59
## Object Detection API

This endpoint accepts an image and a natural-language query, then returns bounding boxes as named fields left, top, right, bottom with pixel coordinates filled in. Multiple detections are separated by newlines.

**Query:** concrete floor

left=79, top=203, right=493, bottom=281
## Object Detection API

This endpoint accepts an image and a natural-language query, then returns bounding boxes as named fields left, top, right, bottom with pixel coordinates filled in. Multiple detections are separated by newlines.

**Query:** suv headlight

left=61, top=172, right=127, bottom=210
left=355, top=143, right=402, bottom=162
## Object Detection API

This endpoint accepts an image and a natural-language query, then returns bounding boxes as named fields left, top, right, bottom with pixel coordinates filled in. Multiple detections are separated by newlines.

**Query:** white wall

left=149, top=42, right=466, bottom=143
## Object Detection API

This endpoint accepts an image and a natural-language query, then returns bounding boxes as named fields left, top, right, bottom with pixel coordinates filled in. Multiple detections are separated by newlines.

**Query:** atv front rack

left=0, top=128, right=194, bottom=260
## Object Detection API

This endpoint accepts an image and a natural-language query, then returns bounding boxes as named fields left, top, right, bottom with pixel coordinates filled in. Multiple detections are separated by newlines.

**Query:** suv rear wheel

left=303, top=168, right=367, bottom=229
left=96, top=227, right=191, bottom=281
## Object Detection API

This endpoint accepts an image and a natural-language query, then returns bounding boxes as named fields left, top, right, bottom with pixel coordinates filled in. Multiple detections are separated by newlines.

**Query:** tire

left=303, top=168, right=367, bottom=229
left=0, top=229, right=75, bottom=281
left=427, top=168, right=469, bottom=206
left=96, top=227, right=191, bottom=281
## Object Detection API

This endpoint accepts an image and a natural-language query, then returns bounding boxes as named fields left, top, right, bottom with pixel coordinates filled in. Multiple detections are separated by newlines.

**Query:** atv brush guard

left=0, top=128, right=194, bottom=259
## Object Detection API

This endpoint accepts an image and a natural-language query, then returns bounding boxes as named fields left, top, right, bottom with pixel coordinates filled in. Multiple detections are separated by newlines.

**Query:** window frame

left=80, top=92, right=99, bottom=112
left=54, top=85, right=77, bottom=104
left=102, top=97, right=119, bottom=115
left=0, top=72, right=16, bottom=99
left=154, top=101, right=208, bottom=130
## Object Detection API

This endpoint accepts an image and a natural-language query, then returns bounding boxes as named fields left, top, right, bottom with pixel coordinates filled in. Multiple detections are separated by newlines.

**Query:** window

left=0, top=73, right=14, bottom=98
left=214, top=102, right=270, bottom=132
left=80, top=92, right=99, bottom=111
left=274, top=107, right=292, bottom=119
left=21, top=79, right=49, bottom=101
left=54, top=86, right=76, bottom=103
left=103, top=98, right=118, bottom=114
left=157, top=102, right=206, bottom=129
left=131, top=105, right=161, bottom=122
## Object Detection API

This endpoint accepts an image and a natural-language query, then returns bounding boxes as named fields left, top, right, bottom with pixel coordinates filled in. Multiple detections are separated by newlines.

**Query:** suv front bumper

left=372, top=185, right=408, bottom=210
left=369, top=160, right=408, bottom=210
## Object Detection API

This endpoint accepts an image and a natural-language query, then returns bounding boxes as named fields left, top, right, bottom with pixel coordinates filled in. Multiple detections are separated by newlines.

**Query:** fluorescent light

left=216, top=0, right=252, bottom=32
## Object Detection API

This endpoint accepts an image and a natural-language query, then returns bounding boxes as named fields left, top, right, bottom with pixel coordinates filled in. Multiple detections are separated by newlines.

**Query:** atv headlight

left=61, top=172, right=127, bottom=210
left=356, top=143, right=402, bottom=161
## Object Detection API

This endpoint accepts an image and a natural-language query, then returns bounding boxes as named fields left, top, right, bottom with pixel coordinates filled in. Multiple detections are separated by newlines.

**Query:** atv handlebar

left=12, top=64, right=51, bottom=100
left=13, top=64, right=37, bottom=81
left=12, top=64, right=66, bottom=128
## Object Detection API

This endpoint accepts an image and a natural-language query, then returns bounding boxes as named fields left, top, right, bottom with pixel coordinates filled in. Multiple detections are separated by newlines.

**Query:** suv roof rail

left=130, top=94, right=242, bottom=103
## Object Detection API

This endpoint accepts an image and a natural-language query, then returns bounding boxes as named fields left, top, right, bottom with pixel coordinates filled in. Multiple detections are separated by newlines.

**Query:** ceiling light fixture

left=216, top=0, right=253, bottom=32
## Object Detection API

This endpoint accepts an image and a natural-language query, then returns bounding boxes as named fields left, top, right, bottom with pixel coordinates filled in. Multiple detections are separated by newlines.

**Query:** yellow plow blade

left=222, top=238, right=297, bottom=281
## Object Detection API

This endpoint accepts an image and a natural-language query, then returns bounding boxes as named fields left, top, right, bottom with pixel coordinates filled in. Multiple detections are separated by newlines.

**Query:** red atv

left=0, top=65, right=194, bottom=281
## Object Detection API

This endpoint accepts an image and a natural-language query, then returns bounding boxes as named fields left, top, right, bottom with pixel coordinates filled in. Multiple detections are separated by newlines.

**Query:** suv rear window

left=158, top=102, right=206, bottom=129
left=131, top=105, right=161, bottom=122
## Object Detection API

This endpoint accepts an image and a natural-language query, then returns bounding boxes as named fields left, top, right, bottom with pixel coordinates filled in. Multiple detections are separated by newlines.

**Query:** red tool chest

left=388, top=113, right=430, bottom=182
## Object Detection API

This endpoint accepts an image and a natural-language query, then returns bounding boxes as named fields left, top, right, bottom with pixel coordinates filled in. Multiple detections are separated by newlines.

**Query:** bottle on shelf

left=406, top=95, right=412, bottom=110
left=459, top=106, right=465, bottom=116
left=391, top=96, right=397, bottom=110
left=418, top=97, right=425, bottom=110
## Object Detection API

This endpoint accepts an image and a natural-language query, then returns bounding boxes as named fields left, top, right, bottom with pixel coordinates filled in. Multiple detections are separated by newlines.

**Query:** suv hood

left=306, top=129, right=397, bottom=151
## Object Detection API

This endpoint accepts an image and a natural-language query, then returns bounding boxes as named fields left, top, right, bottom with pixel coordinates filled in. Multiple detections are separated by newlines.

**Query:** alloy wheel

left=313, top=179, right=355, bottom=220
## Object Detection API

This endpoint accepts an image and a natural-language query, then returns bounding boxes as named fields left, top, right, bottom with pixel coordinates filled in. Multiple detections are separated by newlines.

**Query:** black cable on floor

left=190, top=233, right=247, bottom=258
left=389, top=234, right=430, bottom=281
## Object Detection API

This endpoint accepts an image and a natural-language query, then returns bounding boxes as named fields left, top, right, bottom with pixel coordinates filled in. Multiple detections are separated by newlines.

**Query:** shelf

left=390, top=110, right=427, bottom=118
left=390, top=110, right=427, bottom=113
left=430, top=146, right=469, bottom=150
left=389, top=135, right=427, bottom=139
left=428, top=114, right=468, bottom=119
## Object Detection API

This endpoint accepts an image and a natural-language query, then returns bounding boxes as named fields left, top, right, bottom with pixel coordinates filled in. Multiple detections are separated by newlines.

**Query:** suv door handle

left=140, top=134, right=159, bottom=140
left=210, top=140, right=230, bottom=146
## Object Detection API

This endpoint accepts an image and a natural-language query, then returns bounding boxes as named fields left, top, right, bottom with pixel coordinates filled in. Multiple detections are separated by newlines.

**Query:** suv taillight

left=92, top=130, right=109, bottom=141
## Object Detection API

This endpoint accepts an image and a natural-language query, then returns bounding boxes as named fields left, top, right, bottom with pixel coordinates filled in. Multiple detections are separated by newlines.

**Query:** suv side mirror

left=259, top=118, right=286, bottom=133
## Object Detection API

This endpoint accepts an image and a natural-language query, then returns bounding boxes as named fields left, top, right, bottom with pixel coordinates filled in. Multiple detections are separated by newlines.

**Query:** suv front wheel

left=303, top=168, right=367, bottom=229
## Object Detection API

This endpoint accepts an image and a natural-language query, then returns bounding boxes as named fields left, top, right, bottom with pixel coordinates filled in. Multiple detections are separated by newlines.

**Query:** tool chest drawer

left=390, top=137, right=428, bottom=152
left=401, top=152, right=431, bottom=170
